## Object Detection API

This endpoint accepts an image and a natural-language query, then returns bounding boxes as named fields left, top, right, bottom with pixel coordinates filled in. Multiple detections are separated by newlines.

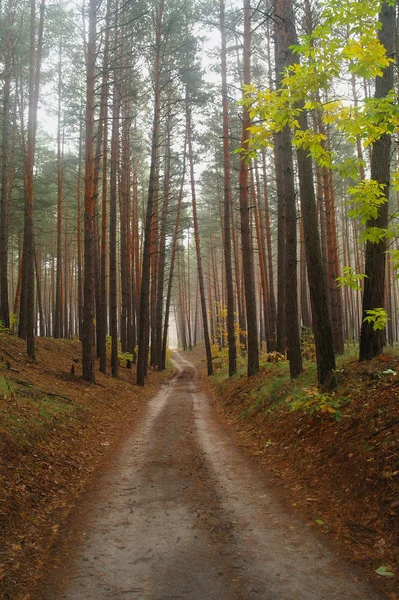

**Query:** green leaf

left=315, top=519, right=325, bottom=525
left=0, top=376, right=9, bottom=398
left=364, top=308, right=389, bottom=331
left=375, top=566, right=394, bottom=578
left=336, top=267, right=367, bottom=291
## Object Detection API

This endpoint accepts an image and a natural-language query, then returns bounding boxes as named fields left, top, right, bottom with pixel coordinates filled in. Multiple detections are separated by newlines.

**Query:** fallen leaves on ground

left=186, top=344, right=399, bottom=599
left=0, top=334, right=171, bottom=600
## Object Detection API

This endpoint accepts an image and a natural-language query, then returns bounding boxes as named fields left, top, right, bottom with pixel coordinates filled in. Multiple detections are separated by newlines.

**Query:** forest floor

left=0, top=331, right=171, bottom=600
left=191, top=343, right=399, bottom=600
left=1, top=333, right=398, bottom=599
left=26, top=352, right=384, bottom=599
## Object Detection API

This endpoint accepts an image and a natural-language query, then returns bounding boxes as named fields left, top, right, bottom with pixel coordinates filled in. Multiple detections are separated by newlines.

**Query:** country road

left=44, top=353, right=382, bottom=600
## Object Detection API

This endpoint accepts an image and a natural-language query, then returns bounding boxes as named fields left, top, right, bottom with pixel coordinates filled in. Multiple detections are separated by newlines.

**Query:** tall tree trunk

left=64, top=191, right=69, bottom=338
left=261, top=150, right=277, bottom=350
left=274, top=0, right=302, bottom=378
left=149, top=168, right=159, bottom=366
left=119, top=16, right=131, bottom=356
left=232, top=206, right=245, bottom=350
left=98, top=3, right=110, bottom=372
left=274, top=137, right=286, bottom=355
left=251, top=168, right=270, bottom=356
left=92, top=28, right=108, bottom=360
left=34, top=242, right=45, bottom=336
left=177, top=253, right=187, bottom=351
left=320, top=120, right=344, bottom=354
left=155, top=111, right=171, bottom=368
left=277, top=0, right=336, bottom=386
left=220, top=0, right=237, bottom=376
left=54, top=43, right=63, bottom=339
left=240, top=0, right=259, bottom=377
left=187, top=235, right=193, bottom=350
left=81, top=0, right=96, bottom=382
left=109, top=16, right=120, bottom=378
left=19, top=0, right=45, bottom=360
left=359, top=1, right=396, bottom=360
left=300, top=218, right=311, bottom=328
left=186, top=95, right=213, bottom=376
left=161, top=142, right=186, bottom=370
left=133, top=147, right=141, bottom=336
left=137, top=0, right=164, bottom=385
left=77, top=118, right=84, bottom=340
left=0, top=3, right=13, bottom=329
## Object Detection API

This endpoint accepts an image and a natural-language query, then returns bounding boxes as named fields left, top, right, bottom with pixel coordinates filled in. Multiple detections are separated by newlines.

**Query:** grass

left=0, top=386, right=77, bottom=451
left=210, top=347, right=353, bottom=422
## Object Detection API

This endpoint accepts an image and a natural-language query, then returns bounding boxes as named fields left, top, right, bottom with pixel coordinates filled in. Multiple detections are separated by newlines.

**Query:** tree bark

left=54, top=43, right=63, bottom=339
left=220, top=0, right=237, bottom=376
left=109, top=15, right=120, bottom=378
left=77, top=117, right=84, bottom=340
left=186, top=96, right=213, bottom=376
left=137, top=0, right=164, bottom=385
left=0, top=3, right=13, bottom=329
left=261, top=150, right=277, bottom=350
left=359, top=1, right=396, bottom=360
left=277, top=0, right=336, bottom=386
left=274, top=0, right=302, bottom=377
left=81, top=0, right=96, bottom=382
left=161, top=142, right=186, bottom=370
left=155, top=110, right=171, bottom=369
left=240, top=0, right=259, bottom=377
left=19, top=0, right=45, bottom=360
left=99, top=0, right=110, bottom=374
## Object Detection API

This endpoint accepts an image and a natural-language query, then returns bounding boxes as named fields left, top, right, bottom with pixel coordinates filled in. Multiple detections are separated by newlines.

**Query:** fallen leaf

left=375, top=566, right=394, bottom=578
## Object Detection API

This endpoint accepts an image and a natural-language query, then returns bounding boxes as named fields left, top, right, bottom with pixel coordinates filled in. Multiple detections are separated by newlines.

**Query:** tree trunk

left=359, top=1, right=396, bottom=360
left=277, top=0, right=336, bottom=386
left=161, top=141, right=186, bottom=370
left=300, top=218, right=311, bottom=328
left=149, top=166, right=159, bottom=366
left=99, top=0, right=110, bottom=373
left=186, top=95, right=213, bottom=376
left=261, top=150, right=277, bottom=350
left=77, top=118, right=84, bottom=340
left=0, top=3, right=13, bottom=329
left=19, top=0, right=45, bottom=360
left=137, top=0, right=164, bottom=386
left=109, top=16, right=120, bottom=378
left=155, top=111, right=171, bottom=368
left=54, top=43, right=63, bottom=339
left=81, top=0, right=96, bottom=382
left=240, top=0, right=259, bottom=377
left=220, top=0, right=237, bottom=376
left=251, top=168, right=269, bottom=356
left=274, top=0, right=302, bottom=378
left=320, top=120, right=345, bottom=354
left=34, top=242, right=45, bottom=336
left=274, top=137, right=286, bottom=355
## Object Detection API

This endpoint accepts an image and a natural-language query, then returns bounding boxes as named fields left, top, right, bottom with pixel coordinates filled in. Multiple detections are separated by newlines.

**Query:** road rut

left=46, top=353, right=382, bottom=599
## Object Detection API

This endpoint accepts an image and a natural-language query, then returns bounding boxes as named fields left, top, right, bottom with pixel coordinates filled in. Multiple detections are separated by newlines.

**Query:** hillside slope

left=0, top=333, right=170, bottom=600
left=187, top=345, right=399, bottom=599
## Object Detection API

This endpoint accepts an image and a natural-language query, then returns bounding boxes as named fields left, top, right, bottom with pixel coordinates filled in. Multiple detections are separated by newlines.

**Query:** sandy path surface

left=45, top=353, right=382, bottom=599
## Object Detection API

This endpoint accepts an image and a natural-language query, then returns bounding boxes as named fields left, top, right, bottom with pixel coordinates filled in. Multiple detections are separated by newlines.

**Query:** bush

left=287, top=386, right=348, bottom=421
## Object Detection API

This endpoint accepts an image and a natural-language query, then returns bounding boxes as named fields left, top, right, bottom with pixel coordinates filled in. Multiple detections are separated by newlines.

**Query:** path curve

left=45, top=353, right=382, bottom=599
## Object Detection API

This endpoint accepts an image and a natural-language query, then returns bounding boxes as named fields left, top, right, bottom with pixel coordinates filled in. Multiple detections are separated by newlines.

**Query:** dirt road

left=45, top=353, right=382, bottom=599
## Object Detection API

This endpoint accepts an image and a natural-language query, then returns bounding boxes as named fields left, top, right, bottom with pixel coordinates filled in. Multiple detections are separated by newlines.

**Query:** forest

left=2, top=0, right=399, bottom=597
left=0, top=0, right=398, bottom=382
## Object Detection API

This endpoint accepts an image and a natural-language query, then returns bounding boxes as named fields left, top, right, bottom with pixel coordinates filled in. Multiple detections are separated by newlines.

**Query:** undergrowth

left=210, top=344, right=361, bottom=422
left=0, top=389, right=77, bottom=451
